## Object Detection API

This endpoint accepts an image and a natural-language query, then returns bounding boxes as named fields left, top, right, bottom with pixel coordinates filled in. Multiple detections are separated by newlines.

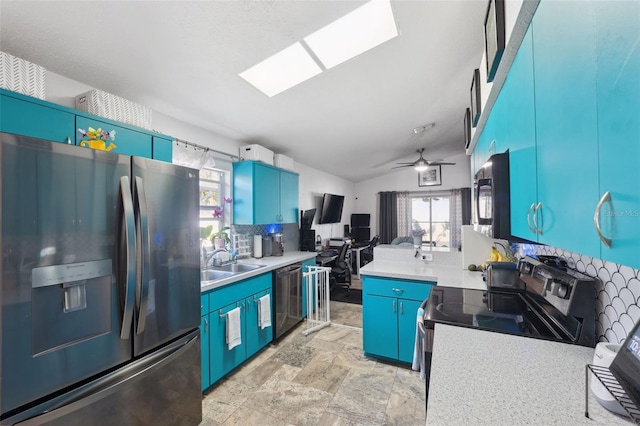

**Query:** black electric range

left=421, top=256, right=598, bottom=405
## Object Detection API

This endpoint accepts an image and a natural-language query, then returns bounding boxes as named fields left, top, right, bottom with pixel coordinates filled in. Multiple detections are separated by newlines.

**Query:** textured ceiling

left=0, top=1, right=487, bottom=182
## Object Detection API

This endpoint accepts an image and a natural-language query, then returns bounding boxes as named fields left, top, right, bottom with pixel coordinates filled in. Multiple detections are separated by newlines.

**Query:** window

left=411, top=196, right=451, bottom=249
left=200, top=168, right=227, bottom=236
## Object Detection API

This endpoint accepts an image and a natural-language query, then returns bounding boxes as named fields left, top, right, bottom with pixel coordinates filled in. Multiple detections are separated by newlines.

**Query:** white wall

left=296, top=161, right=356, bottom=242
left=353, top=153, right=471, bottom=237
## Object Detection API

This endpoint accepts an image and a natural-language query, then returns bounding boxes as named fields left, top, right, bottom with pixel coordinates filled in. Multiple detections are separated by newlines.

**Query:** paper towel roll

left=253, top=235, right=262, bottom=258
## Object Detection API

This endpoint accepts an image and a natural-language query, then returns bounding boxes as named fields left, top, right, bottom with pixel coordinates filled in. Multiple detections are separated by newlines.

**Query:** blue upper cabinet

left=1, top=89, right=75, bottom=144
left=152, top=136, right=173, bottom=163
left=233, top=161, right=299, bottom=225
left=506, top=27, right=538, bottom=241
left=280, top=169, right=299, bottom=223
left=594, top=1, right=640, bottom=269
left=76, top=116, right=152, bottom=158
left=531, top=0, right=601, bottom=257
left=1, top=88, right=173, bottom=162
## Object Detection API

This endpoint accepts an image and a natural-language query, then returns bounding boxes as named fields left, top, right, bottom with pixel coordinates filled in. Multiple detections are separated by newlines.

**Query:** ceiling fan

left=392, top=148, right=456, bottom=171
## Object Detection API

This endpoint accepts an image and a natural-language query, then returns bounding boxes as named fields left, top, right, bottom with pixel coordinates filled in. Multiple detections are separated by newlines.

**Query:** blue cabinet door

left=594, top=2, right=640, bottom=270
left=397, top=298, right=422, bottom=364
left=76, top=116, right=152, bottom=158
left=363, top=293, right=398, bottom=360
left=280, top=170, right=299, bottom=223
left=532, top=1, right=600, bottom=256
left=245, top=288, right=273, bottom=359
left=209, top=301, right=245, bottom=384
left=200, top=315, right=210, bottom=391
left=152, top=135, right=173, bottom=162
left=254, top=163, right=280, bottom=224
left=506, top=27, right=538, bottom=241
left=1, top=92, right=75, bottom=143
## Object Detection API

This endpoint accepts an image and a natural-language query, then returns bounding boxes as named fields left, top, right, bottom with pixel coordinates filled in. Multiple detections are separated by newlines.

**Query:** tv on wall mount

left=318, top=193, right=344, bottom=224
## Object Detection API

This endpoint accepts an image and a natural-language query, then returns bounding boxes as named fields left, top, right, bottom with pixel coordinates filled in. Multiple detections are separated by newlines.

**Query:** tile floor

left=200, top=295, right=426, bottom=426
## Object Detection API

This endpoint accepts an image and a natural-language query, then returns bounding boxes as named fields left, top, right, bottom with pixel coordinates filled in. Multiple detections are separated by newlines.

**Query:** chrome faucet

left=202, top=247, right=231, bottom=269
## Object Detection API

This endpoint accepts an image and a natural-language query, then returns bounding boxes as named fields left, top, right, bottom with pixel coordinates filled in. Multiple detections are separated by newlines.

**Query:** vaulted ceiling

left=1, top=1, right=487, bottom=182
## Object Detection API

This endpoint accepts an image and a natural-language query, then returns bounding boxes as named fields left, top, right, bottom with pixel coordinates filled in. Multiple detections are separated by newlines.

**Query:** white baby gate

left=302, top=265, right=331, bottom=335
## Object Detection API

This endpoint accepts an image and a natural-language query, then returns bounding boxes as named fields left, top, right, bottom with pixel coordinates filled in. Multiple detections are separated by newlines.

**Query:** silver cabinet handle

left=392, top=300, right=396, bottom=313
left=594, top=192, right=612, bottom=248
left=534, top=202, right=543, bottom=235
left=392, top=288, right=404, bottom=294
left=400, top=301, right=404, bottom=314
left=66, top=136, right=72, bottom=144
left=204, top=318, right=208, bottom=333
left=527, top=203, right=536, bottom=234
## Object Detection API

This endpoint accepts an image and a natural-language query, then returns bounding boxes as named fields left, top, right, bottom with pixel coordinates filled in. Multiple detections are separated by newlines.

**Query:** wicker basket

left=0, top=51, right=46, bottom=99
left=75, top=89, right=152, bottom=130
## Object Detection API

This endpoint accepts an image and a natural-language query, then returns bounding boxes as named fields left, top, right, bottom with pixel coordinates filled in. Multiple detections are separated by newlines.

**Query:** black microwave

left=473, top=151, right=513, bottom=240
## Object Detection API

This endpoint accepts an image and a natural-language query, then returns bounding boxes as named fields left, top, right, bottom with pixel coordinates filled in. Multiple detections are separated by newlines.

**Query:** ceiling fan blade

left=391, top=165, right=413, bottom=169
left=428, top=162, right=456, bottom=166
left=395, top=162, right=415, bottom=165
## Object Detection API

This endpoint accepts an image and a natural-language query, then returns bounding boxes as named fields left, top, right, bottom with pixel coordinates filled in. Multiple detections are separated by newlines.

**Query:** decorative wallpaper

left=520, top=244, right=640, bottom=345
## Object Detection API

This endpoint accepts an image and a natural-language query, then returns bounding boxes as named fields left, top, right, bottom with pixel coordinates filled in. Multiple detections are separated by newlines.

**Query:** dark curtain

left=378, top=191, right=398, bottom=244
left=461, top=187, right=472, bottom=225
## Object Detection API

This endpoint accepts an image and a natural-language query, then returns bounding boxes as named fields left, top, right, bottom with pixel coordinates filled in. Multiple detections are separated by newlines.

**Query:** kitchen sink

left=200, top=263, right=267, bottom=283
left=212, top=263, right=267, bottom=273
left=200, top=269, right=235, bottom=282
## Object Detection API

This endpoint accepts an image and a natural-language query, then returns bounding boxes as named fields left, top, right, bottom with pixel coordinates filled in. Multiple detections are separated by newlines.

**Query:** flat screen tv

left=319, top=193, right=344, bottom=224
left=301, top=208, right=316, bottom=230
left=350, top=213, right=370, bottom=228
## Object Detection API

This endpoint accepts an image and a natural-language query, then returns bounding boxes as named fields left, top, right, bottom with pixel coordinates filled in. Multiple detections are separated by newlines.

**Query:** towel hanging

left=412, top=307, right=425, bottom=380
left=258, top=294, right=272, bottom=329
left=226, top=306, right=242, bottom=350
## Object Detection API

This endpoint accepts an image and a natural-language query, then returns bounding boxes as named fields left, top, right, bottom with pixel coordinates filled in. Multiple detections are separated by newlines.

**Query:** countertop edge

left=201, top=251, right=316, bottom=293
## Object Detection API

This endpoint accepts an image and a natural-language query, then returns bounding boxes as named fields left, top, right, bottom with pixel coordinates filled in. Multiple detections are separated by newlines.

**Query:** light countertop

left=427, top=324, right=632, bottom=425
left=360, top=260, right=486, bottom=290
left=200, top=251, right=316, bottom=292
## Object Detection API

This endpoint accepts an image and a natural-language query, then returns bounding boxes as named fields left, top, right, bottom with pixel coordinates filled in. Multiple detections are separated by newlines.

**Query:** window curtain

left=450, top=188, right=472, bottom=250
left=172, top=141, right=216, bottom=169
left=378, top=192, right=398, bottom=244
left=397, top=191, right=411, bottom=237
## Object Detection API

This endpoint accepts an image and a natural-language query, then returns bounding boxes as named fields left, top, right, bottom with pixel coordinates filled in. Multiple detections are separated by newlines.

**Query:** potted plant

left=211, top=227, right=230, bottom=249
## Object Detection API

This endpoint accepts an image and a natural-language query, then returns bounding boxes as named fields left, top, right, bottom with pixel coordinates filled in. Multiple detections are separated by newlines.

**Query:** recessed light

left=239, top=42, right=323, bottom=97
left=304, top=0, right=398, bottom=70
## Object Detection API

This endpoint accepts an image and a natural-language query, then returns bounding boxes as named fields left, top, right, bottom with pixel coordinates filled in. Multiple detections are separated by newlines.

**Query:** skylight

left=304, top=0, right=398, bottom=70
left=239, top=0, right=398, bottom=97
left=239, top=42, right=323, bottom=97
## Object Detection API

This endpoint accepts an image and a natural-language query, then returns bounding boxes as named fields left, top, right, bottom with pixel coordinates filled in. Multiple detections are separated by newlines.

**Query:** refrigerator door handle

left=118, top=176, right=136, bottom=340
left=134, top=176, right=151, bottom=335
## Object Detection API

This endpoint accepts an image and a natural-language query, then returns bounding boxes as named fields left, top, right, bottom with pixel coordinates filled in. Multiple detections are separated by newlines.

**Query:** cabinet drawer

left=201, top=293, right=209, bottom=316
left=363, top=276, right=433, bottom=301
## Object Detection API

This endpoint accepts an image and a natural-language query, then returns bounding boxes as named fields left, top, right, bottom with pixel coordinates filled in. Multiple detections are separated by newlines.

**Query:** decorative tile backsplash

left=231, top=223, right=299, bottom=257
left=520, top=244, right=640, bottom=345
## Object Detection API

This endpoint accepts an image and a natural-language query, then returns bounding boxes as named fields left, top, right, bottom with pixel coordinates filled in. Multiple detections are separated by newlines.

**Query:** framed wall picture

left=464, top=107, right=471, bottom=149
left=470, top=68, right=481, bottom=127
left=418, top=165, right=442, bottom=187
left=484, top=0, right=506, bottom=83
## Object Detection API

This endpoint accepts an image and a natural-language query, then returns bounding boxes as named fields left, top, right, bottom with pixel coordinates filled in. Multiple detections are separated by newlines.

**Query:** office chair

left=330, top=242, right=351, bottom=293
left=360, top=235, right=379, bottom=266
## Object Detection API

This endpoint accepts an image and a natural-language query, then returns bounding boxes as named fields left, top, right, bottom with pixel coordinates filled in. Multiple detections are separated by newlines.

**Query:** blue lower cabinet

left=201, top=272, right=273, bottom=391
left=210, top=301, right=246, bottom=385
left=200, top=315, right=210, bottom=391
left=362, top=276, right=433, bottom=364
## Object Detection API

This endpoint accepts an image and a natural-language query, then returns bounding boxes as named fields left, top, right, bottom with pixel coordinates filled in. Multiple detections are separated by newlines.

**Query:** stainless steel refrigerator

left=0, top=132, right=202, bottom=425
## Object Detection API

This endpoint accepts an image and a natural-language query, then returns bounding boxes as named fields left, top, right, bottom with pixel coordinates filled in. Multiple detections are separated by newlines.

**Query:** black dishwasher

left=272, top=263, right=303, bottom=340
